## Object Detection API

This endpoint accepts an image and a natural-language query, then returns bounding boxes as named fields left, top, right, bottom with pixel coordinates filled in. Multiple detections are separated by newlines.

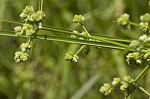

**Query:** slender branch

left=135, top=65, right=150, bottom=84
left=74, top=45, right=86, bottom=55
left=129, top=21, right=140, bottom=27
left=40, top=0, right=43, bottom=11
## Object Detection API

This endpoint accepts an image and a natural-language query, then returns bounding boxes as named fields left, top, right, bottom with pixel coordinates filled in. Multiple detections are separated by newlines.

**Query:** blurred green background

left=0, top=0, right=149, bottom=99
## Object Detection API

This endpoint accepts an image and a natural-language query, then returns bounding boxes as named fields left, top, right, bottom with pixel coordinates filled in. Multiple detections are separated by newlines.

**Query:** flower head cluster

left=14, top=26, right=23, bottom=36
left=99, top=83, right=113, bottom=96
left=139, top=22, right=149, bottom=32
left=112, top=78, right=121, bottom=86
left=144, top=49, right=150, bottom=61
left=14, top=6, right=45, bottom=63
left=14, top=6, right=45, bottom=37
left=20, top=6, right=45, bottom=22
left=139, top=13, right=150, bottom=32
left=14, top=51, right=29, bottom=63
left=64, top=52, right=79, bottom=62
left=117, top=13, right=130, bottom=29
left=20, top=6, right=34, bottom=20
left=73, top=15, right=85, bottom=23
left=120, top=76, right=135, bottom=93
left=126, top=52, right=142, bottom=66
left=100, top=76, right=135, bottom=96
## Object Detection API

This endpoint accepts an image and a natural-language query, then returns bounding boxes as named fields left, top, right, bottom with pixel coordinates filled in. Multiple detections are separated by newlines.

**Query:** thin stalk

left=0, top=19, right=22, bottom=25
left=40, top=0, right=43, bottom=11
left=134, top=65, right=150, bottom=84
left=134, top=85, right=150, bottom=97
left=126, top=65, right=150, bottom=98
left=74, top=45, right=86, bottom=55
left=129, top=21, right=140, bottom=27
left=138, top=87, right=150, bottom=97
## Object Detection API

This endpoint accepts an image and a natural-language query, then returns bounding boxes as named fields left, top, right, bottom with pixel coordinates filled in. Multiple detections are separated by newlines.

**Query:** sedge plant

left=0, top=0, right=149, bottom=99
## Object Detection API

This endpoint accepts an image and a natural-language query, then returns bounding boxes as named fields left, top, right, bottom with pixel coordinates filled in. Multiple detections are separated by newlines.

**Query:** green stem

left=41, top=26, right=129, bottom=48
left=135, top=65, right=150, bottom=84
left=138, top=87, right=150, bottom=97
left=40, top=0, right=43, bottom=11
left=126, top=65, right=150, bottom=98
left=74, top=45, right=86, bottom=55
left=129, top=21, right=140, bottom=27
left=0, top=19, right=22, bottom=25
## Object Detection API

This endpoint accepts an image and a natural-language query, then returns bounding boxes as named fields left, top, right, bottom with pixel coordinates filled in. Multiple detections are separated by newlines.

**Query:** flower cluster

left=139, top=13, right=150, bottom=32
left=14, top=51, right=29, bottom=63
left=99, top=76, right=135, bottom=96
left=65, top=15, right=91, bottom=63
left=99, top=83, right=113, bottom=96
left=20, top=6, right=45, bottom=22
left=14, top=6, right=45, bottom=63
left=64, top=52, right=79, bottom=62
left=73, top=15, right=85, bottom=23
left=117, top=13, right=130, bottom=29
left=127, top=30, right=150, bottom=66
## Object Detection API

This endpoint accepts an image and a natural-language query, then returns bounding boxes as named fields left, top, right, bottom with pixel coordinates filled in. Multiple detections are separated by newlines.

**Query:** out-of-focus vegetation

left=0, top=0, right=149, bottom=99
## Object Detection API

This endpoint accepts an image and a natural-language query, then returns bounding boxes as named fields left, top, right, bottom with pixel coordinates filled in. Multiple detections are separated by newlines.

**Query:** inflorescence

left=99, top=76, right=135, bottom=96
left=14, top=6, right=45, bottom=63
left=64, top=14, right=91, bottom=62
left=100, top=11, right=150, bottom=98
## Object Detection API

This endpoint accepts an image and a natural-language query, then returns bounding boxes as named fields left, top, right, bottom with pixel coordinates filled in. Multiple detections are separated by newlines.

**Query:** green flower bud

left=140, top=13, right=150, bottom=22
left=144, top=49, right=150, bottom=61
left=117, top=13, right=130, bottom=26
left=64, top=52, right=79, bottom=62
left=22, top=23, right=35, bottom=36
left=112, top=78, right=121, bottom=86
left=99, top=83, right=113, bottom=96
left=20, top=13, right=28, bottom=19
left=139, top=22, right=149, bottom=32
left=22, top=23, right=34, bottom=31
left=29, top=11, right=45, bottom=22
left=65, top=52, right=73, bottom=61
left=14, top=51, right=29, bottom=63
left=14, top=26, right=23, bottom=36
left=126, top=52, right=142, bottom=66
left=139, top=34, right=148, bottom=42
left=26, top=29, right=35, bottom=36
left=72, top=54, right=79, bottom=62
left=120, top=82, right=128, bottom=91
left=20, top=53, right=29, bottom=61
left=123, top=76, right=134, bottom=83
left=23, top=6, right=34, bottom=15
left=73, top=15, right=85, bottom=23
left=20, top=42, right=32, bottom=52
